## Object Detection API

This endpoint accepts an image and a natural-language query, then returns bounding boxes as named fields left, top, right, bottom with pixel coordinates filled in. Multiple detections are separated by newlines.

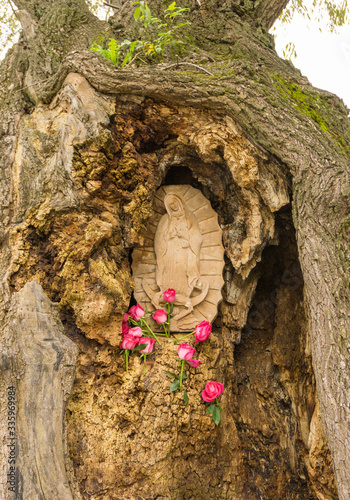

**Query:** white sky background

left=272, top=7, right=350, bottom=108
left=0, top=1, right=350, bottom=109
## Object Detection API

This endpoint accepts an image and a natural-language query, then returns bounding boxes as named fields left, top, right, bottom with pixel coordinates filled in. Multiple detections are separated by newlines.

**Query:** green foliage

left=1, top=0, right=350, bottom=60
left=281, top=41, right=297, bottom=60
left=206, top=403, right=222, bottom=425
left=212, top=406, right=221, bottom=425
left=86, top=0, right=112, bottom=17
left=206, top=404, right=216, bottom=414
left=91, top=38, right=142, bottom=67
left=90, top=1, right=191, bottom=66
left=132, top=343, right=148, bottom=351
left=183, top=390, right=189, bottom=404
left=0, top=0, right=20, bottom=54
left=166, top=371, right=186, bottom=380
left=170, top=379, right=180, bottom=392
left=271, top=0, right=350, bottom=60
left=279, top=0, right=349, bottom=30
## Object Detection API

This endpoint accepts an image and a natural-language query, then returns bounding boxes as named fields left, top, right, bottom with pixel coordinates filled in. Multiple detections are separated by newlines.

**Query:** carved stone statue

left=132, top=185, right=224, bottom=331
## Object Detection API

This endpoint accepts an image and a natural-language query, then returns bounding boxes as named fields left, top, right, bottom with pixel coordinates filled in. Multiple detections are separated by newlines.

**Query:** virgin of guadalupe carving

left=132, top=185, right=225, bottom=332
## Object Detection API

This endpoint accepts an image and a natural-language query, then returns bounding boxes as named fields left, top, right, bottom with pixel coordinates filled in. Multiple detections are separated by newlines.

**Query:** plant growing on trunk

left=90, top=1, right=190, bottom=66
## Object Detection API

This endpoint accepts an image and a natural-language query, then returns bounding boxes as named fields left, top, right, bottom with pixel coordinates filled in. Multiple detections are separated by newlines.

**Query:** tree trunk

left=0, top=0, right=349, bottom=499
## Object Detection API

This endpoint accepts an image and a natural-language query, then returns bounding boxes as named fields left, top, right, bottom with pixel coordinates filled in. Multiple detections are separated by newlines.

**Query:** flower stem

left=168, top=331, right=195, bottom=343
left=125, top=350, right=129, bottom=371
left=179, top=360, right=185, bottom=388
left=141, top=318, right=161, bottom=345
left=162, top=323, right=168, bottom=337
left=167, top=303, right=171, bottom=337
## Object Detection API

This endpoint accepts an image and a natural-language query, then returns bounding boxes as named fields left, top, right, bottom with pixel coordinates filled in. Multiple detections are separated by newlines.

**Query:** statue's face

left=165, top=195, right=185, bottom=218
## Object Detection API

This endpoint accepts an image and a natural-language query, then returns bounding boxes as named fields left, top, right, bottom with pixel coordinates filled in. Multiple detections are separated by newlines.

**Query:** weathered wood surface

left=0, top=281, right=80, bottom=499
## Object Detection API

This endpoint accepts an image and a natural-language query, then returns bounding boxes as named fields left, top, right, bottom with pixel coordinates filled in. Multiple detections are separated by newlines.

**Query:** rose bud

left=187, top=359, right=202, bottom=368
left=129, top=326, right=143, bottom=338
left=152, top=309, right=168, bottom=325
left=163, top=289, right=176, bottom=303
left=122, top=313, right=129, bottom=324
left=201, top=381, right=225, bottom=403
left=177, top=343, right=196, bottom=361
left=122, top=324, right=130, bottom=336
left=120, top=334, right=139, bottom=350
left=194, top=320, right=212, bottom=344
left=128, top=304, right=145, bottom=322
left=138, top=337, right=156, bottom=354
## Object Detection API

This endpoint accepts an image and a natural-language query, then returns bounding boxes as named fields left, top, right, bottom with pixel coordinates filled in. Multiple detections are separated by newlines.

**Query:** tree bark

left=0, top=0, right=349, bottom=499
left=0, top=282, right=79, bottom=499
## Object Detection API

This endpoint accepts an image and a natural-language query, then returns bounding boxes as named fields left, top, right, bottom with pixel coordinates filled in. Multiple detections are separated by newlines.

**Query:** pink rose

left=194, top=321, right=212, bottom=344
left=120, top=334, right=139, bottom=350
left=122, top=313, right=129, bottom=324
left=128, top=304, right=145, bottom=321
left=163, top=289, right=176, bottom=303
left=138, top=337, right=156, bottom=354
left=187, top=359, right=202, bottom=368
left=201, top=381, right=225, bottom=403
left=122, top=324, right=130, bottom=335
left=152, top=309, right=168, bottom=325
left=177, top=343, right=196, bottom=361
left=129, top=326, right=143, bottom=338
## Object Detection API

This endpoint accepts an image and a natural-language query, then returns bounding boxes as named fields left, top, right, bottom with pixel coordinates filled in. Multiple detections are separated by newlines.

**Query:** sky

left=273, top=11, right=350, bottom=108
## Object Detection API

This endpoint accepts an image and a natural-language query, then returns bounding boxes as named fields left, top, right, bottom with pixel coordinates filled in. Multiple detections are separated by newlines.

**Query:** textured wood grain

left=0, top=281, right=80, bottom=500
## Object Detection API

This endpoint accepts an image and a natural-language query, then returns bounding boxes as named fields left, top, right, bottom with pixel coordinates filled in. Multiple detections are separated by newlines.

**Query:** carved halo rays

left=132, top=185, right=225, bottom=332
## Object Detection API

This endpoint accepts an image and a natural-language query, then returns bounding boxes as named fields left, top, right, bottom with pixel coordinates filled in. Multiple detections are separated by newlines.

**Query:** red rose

left=187, top=359, right=201, bottom=368
left=152, top=309, right=168, bottom=325
left=163, top=289, right=176, bottom=303
left=122, top=324, right=130, bottom=336
left=138, top=337, right=156, bottom=354
left=201, top=381, right=224, bottom=402
left=122, top=313, right=129, bottom=324
left=194, top=321, right=212, bottom=344
left=120, top=334, right=139, bottom=350
left=177, top=343, right=196, bottom=361
left=129, top=326, right=143, bottom=338
left=128, top=304, right=145, bottom=321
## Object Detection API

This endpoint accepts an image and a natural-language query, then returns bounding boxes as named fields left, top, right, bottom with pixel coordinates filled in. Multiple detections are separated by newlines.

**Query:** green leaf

left=167, top=2, right=177, bottom=11
left=206, top=404, right=216, bottom=415
left=134, top=6, right=141, bottom=20
left=212, top=406, right=221, bottom=426
left=143, top=3, right=152, bottom=26
left=170, top=379, right=180, bottom=392
left=183, top=390, right=189, bottom=404
left=166, top=371, right=178, bottom=379
left=130, top=40, right=139, bottom=52
left=181, top=372, right=187, bottom=380
left=121, top=52, right=132, bottom=67
left=108, top=38, right=119, bottom=65
left=133, top=343, right=147, bottom=351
